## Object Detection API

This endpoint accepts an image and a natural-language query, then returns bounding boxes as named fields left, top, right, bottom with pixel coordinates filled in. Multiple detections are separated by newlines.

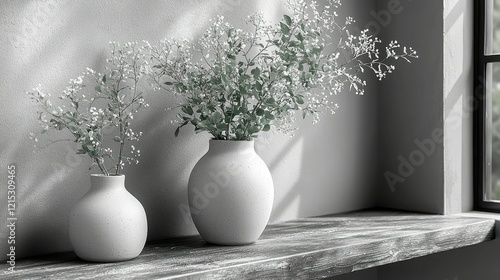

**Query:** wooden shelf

left=1, top=209, right=495, bottom=279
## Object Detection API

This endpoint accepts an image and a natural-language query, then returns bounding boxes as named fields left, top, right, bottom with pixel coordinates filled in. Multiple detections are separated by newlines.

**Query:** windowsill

left=456, top=210, right=500, bottom=220
left=455, top=211, right=500, bottom=234
left=2, top=209, right=495, bottom=279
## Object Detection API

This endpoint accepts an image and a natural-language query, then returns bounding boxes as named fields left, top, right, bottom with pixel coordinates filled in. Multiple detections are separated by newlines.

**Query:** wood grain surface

left=0, top=210, right=495, bottom=279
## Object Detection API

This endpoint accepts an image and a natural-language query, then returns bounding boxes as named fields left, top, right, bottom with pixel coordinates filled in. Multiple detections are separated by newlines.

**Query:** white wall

left=0, top=0, right=380, bottom=259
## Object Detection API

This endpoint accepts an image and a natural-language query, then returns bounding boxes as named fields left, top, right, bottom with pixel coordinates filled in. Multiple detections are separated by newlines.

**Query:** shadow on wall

left=0, top=0, right=379, bottom=260
left=376, top=0, right=445, bottom=214
left=0, top=0, right=265, bottom=259
left=258, top=91, right=378, bottom=224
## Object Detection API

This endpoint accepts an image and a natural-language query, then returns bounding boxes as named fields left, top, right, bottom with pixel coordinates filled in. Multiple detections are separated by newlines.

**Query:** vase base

left=77, top=254, right=140, bottom=263
left=205, top=240, right=256, bottom=246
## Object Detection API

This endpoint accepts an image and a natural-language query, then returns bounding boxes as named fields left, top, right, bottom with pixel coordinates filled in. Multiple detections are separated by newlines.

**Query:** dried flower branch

left=27, top=41, right=152, bottom=175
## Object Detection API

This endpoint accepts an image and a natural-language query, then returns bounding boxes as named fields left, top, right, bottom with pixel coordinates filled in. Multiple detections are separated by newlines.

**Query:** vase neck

left=90, top=174, right=125, bottom=190
left=208, top=140, right=255, bottom=153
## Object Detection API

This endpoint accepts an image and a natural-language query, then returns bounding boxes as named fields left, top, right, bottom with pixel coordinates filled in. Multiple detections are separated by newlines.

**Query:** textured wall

left=0, top=0, right=379, bottom=259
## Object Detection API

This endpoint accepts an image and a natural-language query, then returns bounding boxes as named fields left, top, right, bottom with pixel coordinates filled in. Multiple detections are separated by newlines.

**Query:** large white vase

left=188, top=140, right=274, bottom=245
left=69, top=174, right=148, bottom=262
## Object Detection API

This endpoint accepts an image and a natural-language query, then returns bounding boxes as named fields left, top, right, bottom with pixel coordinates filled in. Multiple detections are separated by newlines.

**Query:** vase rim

left=208, top=139, right=255, bottom=151
left=91, top=174, right=125, bottom=178
left=209, top=139, right=254, bottom=142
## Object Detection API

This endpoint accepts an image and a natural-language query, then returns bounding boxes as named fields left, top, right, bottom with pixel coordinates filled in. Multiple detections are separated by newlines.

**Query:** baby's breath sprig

left=27, top=41, right=152, bottom=176
left=150, top=0, right=417, bottom=140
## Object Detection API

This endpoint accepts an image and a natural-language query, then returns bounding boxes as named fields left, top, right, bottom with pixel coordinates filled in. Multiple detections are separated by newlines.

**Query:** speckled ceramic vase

left=69, top=174, right=148, bottom=262
left=188, top=140, right=274, bottom=245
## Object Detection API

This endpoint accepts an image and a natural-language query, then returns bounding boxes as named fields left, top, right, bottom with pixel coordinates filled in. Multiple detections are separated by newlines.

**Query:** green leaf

left=164, top=81, right=173, bottom=86
left=212, top=111, right=222, bottom=121
left=280, top=22, right=290, bottom=35
left=311, top=46, right=324, bottom=55
left=282, top=52, right=290, bottom=62
left=216, top=123, right=227, bottom=130
left=221, top=75, right=229, bottom=85
left=263, top=124, right=271, bottom=132
left=214, top=66, right=221, bottom=75
left=255, top=82, right=263, bottom=91
left=296, top=96, right=304, bottom=104
left=296, top=32, right=304, bottom=42
left=174, top=126, right=180, bottom=137
left=238, top=85, right=248, bottom=94
left=248, top=126, right=259, bottom=134
left=284, top=15, right=292, bottom=26
left=175, top=83, right=185, bottom=93
left=113, top=136, right=121, bottom=142
left=76, top=149, right=86, bottom=154
left=251, top=67, right=261, bottom=79
left=288, top=40, right=299, bottom=47
left=235, top=129, right=243, bottom=140
left=95, top=85, right=101, bottom=93
left=102, top=75, right=106, bottom=83
left=256, top=108, right=265, bottom=116
left=265, top=111, right=275, bottom=120
left=302, top=110, right=307, bottom=119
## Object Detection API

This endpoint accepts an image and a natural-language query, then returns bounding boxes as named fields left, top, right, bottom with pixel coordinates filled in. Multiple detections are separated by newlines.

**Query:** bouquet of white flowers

left=150, top=0, right=417, bottom=140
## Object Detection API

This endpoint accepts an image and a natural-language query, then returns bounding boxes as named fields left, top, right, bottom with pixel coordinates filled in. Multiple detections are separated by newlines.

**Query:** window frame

left=474, top=0, right=500, bottom=212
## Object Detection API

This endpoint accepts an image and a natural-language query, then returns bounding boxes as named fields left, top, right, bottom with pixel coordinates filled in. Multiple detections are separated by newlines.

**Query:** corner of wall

left=376, top=0, right=445, bottom=214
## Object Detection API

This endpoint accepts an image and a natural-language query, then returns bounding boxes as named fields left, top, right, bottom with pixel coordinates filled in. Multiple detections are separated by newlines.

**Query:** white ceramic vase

left=188, top=140, right=274, bottom=245
left=69, top=174, right=148, bottom=262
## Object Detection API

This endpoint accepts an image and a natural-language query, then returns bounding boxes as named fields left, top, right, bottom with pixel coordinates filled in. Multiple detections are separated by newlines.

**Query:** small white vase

left=69, top=174, right=148, bottom=262
left=188, top=140, right=274, bottom=245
